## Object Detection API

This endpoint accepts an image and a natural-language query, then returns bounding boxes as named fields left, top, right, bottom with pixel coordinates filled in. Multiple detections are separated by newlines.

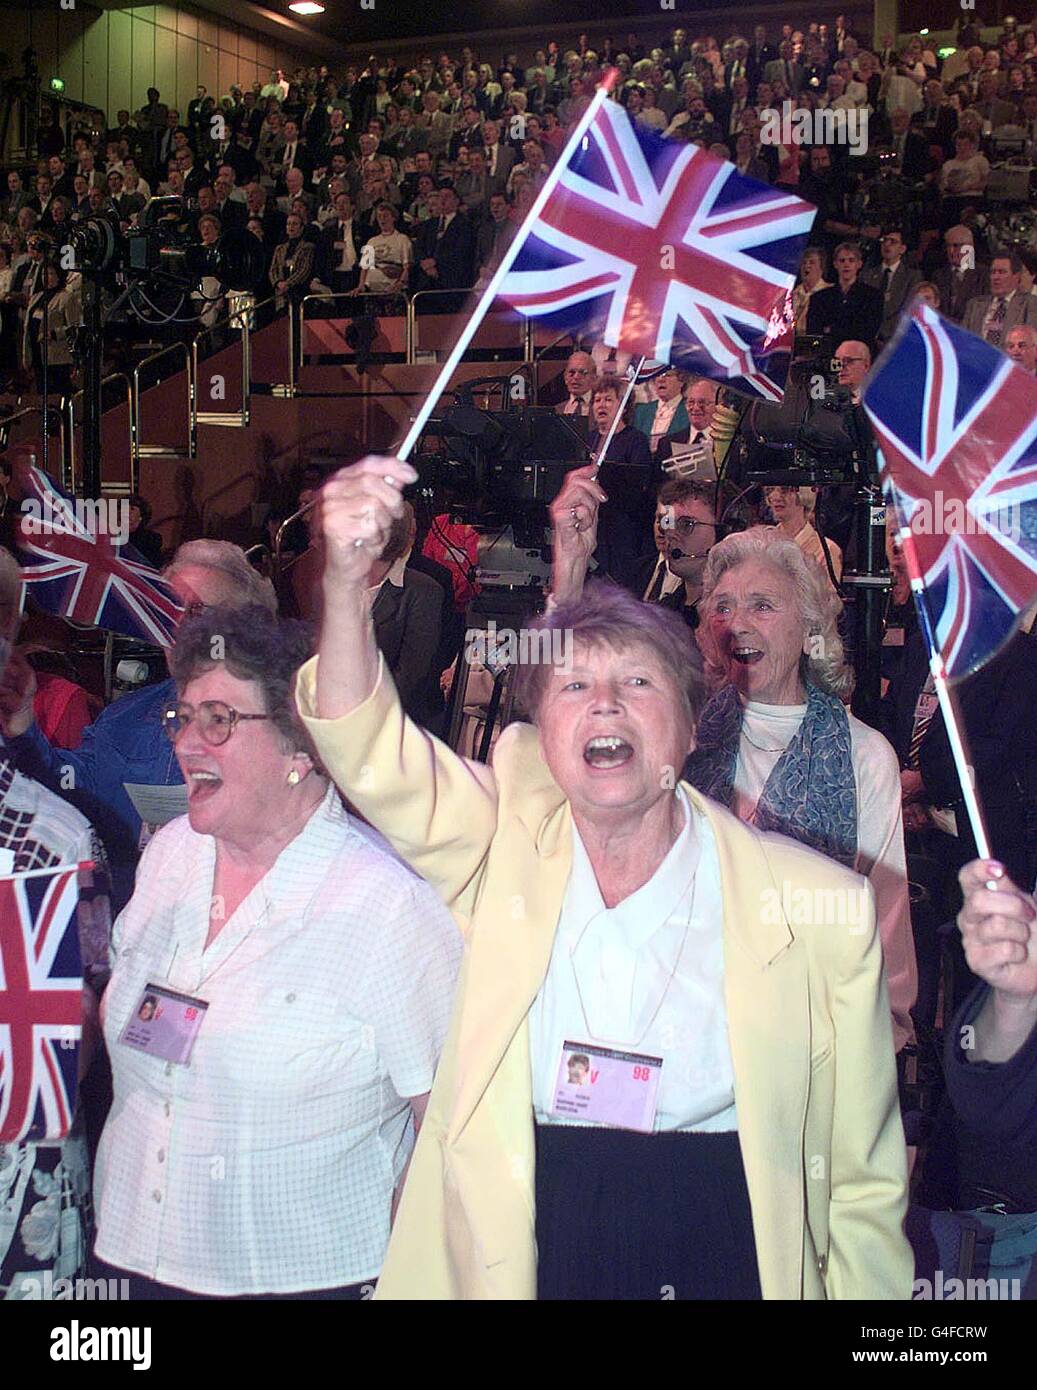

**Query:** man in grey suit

left=480, top=120, right=515, bottom=196
left=860, top=229, right=923, bottom=346
left=962, top=252, right=1037, bottom=345
left=764, top=42, right=804, bottom=95
left=932, top=225, right=988, bottom=323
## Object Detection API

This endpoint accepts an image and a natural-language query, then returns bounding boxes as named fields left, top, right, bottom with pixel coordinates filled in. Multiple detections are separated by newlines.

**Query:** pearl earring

left=286, top=768, right=301, bottom=786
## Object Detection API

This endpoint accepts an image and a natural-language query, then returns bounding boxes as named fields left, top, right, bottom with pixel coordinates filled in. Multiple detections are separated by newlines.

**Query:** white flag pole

left=590, top=355, right=647, bottom=479
left=394, top=69, right=620, bottom=462
left=0, top=860, right=94, bottom=882
left=880, top=453, right=991, bottom=858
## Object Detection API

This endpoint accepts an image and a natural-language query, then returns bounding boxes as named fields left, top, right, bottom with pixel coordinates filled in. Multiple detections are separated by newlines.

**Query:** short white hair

left=165, top=539, right=277, bottom=612
left=701, top=526, right=852, bottom=698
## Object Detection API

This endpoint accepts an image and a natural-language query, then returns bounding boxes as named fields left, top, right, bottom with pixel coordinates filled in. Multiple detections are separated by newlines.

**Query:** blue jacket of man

left=5, top=676, right=182, bottom=911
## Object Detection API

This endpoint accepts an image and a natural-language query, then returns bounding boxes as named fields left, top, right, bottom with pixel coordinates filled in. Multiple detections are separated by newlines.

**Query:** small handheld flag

left=862, top=302, right=1037, bottom=858
left=10, top=461, right=184, bottom=648
left=0, top=862, right=86, bottom=1144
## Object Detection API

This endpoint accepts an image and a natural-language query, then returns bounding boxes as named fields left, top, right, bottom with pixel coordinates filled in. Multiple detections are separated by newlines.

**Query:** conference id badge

left=118, top=983, right=209, bottom=1065
left=550, top=1040, right=662, bottom=1133
left=915, top=690, right=939, bottom=724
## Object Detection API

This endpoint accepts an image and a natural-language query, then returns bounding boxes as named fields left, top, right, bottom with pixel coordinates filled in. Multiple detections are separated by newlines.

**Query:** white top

left=642, top=554, right=683, bottom=601
left=649, top=393, right=682, bottom=446
left=732, top=699, right=915, bottom=1052
left=530, top=791, right=737, bottom=1133
left=93, top=786, right=463, bottom=1294
left=363, top=230, right=411, bottom=293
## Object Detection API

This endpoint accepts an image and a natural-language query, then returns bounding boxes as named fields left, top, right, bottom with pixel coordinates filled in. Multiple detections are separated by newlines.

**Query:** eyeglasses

left=831, top=356, right=866, bottom=369
left=162, top=700, right=272, bottom=746
left=660, top=516, right=717, bottom=534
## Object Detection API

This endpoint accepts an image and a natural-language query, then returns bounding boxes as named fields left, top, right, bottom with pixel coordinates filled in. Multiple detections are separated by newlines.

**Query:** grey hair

left=510, top=580, right=705, bottom=726
left=700, top=527, right=853, bottom=699
left=164, top=539, right=277, bottom=613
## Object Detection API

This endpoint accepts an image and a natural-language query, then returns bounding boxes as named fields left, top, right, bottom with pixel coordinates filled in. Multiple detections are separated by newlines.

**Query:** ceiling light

left=289, top=1, right=325, bottom=13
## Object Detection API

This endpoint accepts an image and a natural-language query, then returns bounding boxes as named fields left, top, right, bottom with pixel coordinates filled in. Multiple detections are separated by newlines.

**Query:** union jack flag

left=0, top=864, right=84, bottom=1144
left=10, top=461, right=183, bottom=647
left=863, top=301, right=1037, bottom=679
left=497, top=98, right=813, bottom=400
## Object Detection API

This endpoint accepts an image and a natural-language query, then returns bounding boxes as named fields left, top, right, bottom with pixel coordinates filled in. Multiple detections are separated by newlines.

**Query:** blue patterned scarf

left=683, top=683, right=858, bottom=868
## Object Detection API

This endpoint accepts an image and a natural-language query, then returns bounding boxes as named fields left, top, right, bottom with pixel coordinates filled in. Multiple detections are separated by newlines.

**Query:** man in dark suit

left=747, top=25, right=778, bottom=90
left=880, top=107, right=931, bottom=180
left=212, top=175, right=247, bottom=229
left=807, top=241, right=884, bottom=352
left=383, top=106, right=428, bottom=165
left=661, top=27, right=691, bottom=76
left=155, top=111, right=183, bottom=174
left=630, top=479, right=717, bottom=632
left=401, top=502, right=462, bottom=685
left=915, top=83, right=959, bottom=162
left=298, top=94, right=327, bottom=149
left=245, top=182, right=285, bottom=251
left=860, top=229, right=923, bottom=346
left=1, top=170, right=33, bottom=223
left=932, top=225, right=988, bottom=323
left=584, top=378, right=653, bottom=586
left=368, top=517, right=447, bottom=733
left=411, top=184, right=476, bottom=309
left=277, top=121, right=314, bottom=190
left=223, top=131, right=261, bottom=186
left=317, top=191, right=364, bottom=293
left=137, top=88, right=170, bottom=174
left=878, top=616, right=1037, bottom=1019
left=723, top=39, right=752, bottom=91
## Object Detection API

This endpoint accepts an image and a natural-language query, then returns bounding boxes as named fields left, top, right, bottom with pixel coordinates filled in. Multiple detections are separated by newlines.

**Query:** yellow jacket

left=297, top=655, right=913, bottom=1301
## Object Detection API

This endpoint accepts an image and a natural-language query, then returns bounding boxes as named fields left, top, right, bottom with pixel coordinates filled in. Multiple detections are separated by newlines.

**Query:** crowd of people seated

left=0, top=11, right=1036, bottom=1306
left=6, top=12, right=1037, bottom=391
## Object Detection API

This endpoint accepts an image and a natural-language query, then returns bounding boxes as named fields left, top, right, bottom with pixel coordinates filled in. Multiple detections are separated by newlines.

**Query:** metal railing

left=284, top=291, right=410, bottom=398
left=63, top=374, right=134, bottom=494
left=132, top=343, right=192, bottom=472
left=190, top=293, right=276, bottom=432
left=0, top=403, right=71, bottom=491
left=15, top=286, right=545, bottom=487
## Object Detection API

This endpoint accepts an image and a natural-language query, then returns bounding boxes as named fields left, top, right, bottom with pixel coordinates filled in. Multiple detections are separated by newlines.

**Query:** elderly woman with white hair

left=294, top=454, right=913, bottom=1301
left=0, top=538, right=277, bottom=910
left=685, top=526, right=917, bottom=1054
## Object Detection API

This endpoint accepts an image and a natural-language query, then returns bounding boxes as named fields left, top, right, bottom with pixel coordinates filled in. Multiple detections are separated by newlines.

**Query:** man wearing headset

left=549, top=473, right=719, bottom=638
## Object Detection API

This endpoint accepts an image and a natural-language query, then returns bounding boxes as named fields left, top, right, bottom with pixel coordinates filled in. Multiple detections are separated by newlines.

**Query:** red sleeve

left=33, top=674, right=96, bottom=750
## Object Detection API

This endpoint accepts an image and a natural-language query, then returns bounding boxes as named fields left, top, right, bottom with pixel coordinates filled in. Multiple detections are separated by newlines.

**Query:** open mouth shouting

left=583, top=734, right=634, bottom=769
left=184, top=765, right=223, bottom=801
left=730, top=644, right=765, bottom=665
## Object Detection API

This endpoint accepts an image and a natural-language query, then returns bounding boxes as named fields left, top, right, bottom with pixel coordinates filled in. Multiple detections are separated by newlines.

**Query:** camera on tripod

left=743, top=335, right=877, bottom=490
left=66, top=196, right=266, bottom=294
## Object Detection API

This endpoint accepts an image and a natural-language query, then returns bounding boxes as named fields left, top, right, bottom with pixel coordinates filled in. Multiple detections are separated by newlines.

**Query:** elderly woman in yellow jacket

left=295, top=454, right=914, bottom=1302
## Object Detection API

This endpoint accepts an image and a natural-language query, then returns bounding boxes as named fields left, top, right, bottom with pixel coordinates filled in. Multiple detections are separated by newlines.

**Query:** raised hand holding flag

left=862, top=301, right=1037, bottom=857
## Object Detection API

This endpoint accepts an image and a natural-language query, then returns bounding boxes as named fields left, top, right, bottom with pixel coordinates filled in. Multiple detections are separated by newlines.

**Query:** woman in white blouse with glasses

left=91, top=605, right=461, bottom=1299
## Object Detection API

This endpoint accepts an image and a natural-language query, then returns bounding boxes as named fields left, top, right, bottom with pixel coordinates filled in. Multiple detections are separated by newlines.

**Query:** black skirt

left=535, top=1122, right=763, bottom=1300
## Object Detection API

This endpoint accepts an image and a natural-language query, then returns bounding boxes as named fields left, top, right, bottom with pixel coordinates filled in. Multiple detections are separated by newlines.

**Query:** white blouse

left=94, top=787, right=463, bottom=1295
left=530, top=790, right=737, bottom=1134
left=733, top=698, right=916, bottom=1052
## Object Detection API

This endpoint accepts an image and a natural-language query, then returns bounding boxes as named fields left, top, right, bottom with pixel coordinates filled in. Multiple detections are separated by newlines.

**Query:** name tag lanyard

left=567, top=864, right=699, bottom=1052
left=162, top=898, right=273, bottom=997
